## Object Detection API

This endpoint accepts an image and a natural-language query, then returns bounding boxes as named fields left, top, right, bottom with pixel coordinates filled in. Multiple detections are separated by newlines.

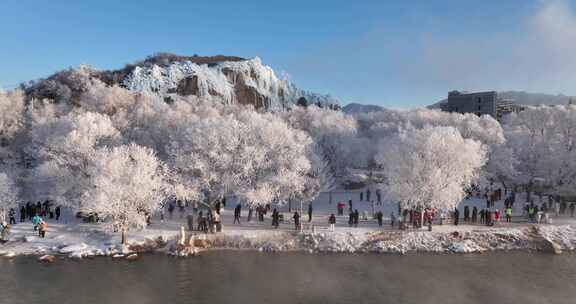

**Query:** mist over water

left=2, top=252, right=576, bottom=304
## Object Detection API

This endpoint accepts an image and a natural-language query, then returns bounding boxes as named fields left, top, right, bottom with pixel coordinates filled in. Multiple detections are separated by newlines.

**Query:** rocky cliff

left=24, top=53, right=339, bottom=111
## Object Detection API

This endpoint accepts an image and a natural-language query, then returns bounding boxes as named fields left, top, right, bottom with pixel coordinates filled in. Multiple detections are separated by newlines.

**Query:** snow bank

left=3, top=225, right=576, bottom=259
left=159, top=225, right=576, bottom=255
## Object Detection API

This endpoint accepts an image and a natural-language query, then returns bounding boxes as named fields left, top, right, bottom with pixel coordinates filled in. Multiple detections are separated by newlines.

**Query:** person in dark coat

left=168, top=202, right=175, bottom=219
left=463, top=206, right=470, bottom=222
left=348, top=212, right=354, bottom=227
left=293, top=212, right=300, bottom=230
left=376, top=211, right=383, bottom=227
left=247, top=205, right=253, bottom=222
left=55, top=206, right=61, bottom=221
left=272, top=209, right=280, bottom=228
left=353, top=209, right=359, bottom=227
left=308, top=203, right=313, bottom=222
left=196, top=211, right=204, bottom=232
left=348, top=199, right=353, bottom=213
left=366, top=189, right=371, bottom=202
left=233, top=204, right=242, bottom=224
left=36, top=202, right=42, bottom=217
left=471, top=206, right=478, bottom=223
left=43, top=200, right=51, bottom=219
left=453, top=208, right=460, bottom=226
left=26, top=202, right=32, bottom=220
left=186, top=213, right=194, bottom=231
left=19, top=206, right=26, bottom=222
left=8, top=208, right=16, bottom=225
left=360, top=192, right=364, bottom=201
left=328, top=213, right=336, bottom=232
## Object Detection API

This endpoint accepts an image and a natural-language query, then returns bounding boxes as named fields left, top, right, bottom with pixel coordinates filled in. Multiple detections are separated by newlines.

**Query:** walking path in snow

left=1, top=191, right=574, bottom=257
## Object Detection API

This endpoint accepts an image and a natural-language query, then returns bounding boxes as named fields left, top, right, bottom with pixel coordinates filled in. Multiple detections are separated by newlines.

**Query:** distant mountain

left=342, top=103, right=384, bottom=114
left=429, top=91, right=575, bottom=109
left=497, top=91, right=575, bottom=106
left=23, top=53, right=340, bottom=111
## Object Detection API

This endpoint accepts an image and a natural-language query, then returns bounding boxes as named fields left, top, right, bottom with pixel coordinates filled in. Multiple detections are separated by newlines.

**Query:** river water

left=1, top=252, right=575, bottom=304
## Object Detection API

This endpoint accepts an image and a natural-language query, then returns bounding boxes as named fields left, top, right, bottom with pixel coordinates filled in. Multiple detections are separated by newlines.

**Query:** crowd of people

left=0, top=200, right=61, bottom=242
left=3, top=188, right=576, bottom=244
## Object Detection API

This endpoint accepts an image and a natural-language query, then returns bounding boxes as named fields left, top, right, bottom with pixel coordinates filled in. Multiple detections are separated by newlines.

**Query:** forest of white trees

left=1, top=70, right=576, bottom=240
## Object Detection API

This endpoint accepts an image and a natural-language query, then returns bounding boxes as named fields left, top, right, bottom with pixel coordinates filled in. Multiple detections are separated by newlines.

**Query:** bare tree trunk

left=121, top=230, right=127, bottom=245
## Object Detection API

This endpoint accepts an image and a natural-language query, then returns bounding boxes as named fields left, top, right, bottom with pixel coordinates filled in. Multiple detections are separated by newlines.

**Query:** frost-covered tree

left=501, top=105, right=576, bottom=198
left=376, top=126, right=487, bottom=213
left=234, top=109, right=312, bottom=205
left=484, top=144, right=518, bottom=192
left=0, top=89, right=26, bottom=168
left=169, top=102, right=312, bottom=207
left=28, top=111, right=120, bottom=205
left=356, top=109, right=504, bottom=147
left=282, top=105, right=360, bottom=175
left=0, top=89, right=25, bottom=143
left=83, top=144, right=168, bottom=244
left=79, top=80, right=135, bottom=115
left=297, top=144, right=336, bottom=204
left=0, top=173, right=18, bottom=221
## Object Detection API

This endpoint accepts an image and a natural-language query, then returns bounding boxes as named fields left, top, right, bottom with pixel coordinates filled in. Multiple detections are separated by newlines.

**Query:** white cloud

left=395, top=0, right=576, bottom=96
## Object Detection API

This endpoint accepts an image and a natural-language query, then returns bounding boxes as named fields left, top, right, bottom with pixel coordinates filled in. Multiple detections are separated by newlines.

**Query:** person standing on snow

left=348, top=199, right=353, bottom=213
left=453, top=208, right=460, bottom=226
left=8, top=208, right=16, bottom=225
left=272, top=209, right=280, bottom=228
left=187, top=213, right=194, bottom=231
left=19, top=206, right=26, bottom=223
left=233, top=204, right=242, bottom=224
left=0, top=222, right=10, bottom=243
left=32, top=214, right=41, bottom=231
left=471, top=206, right=478, bottom=224
left=38, top=220, right=48, bottom=238
left=247, top=205, right=254, bottom=222
left=506, top=206, right=513, bottom=223
left=337, top=201, right=344, bottom=216
left=212, top=209, right=221, bottom=232
left=308, top=203, right=313, bottom=222
left=376, top=211, right=383, bottom=227
left=55, top=205, right=61, bottom=221
left=328, top=214, right=336, bottom=232
left=168, top=202, right=175, bottom=220
left=293, top=212, right=300, bottom=230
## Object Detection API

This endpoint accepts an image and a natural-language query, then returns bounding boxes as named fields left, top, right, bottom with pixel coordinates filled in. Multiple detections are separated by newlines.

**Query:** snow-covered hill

left=342, top=102, right=384, bottom=114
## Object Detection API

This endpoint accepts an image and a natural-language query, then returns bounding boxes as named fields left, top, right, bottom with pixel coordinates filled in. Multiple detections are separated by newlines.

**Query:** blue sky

left=1, top=0, right=575, bottom=107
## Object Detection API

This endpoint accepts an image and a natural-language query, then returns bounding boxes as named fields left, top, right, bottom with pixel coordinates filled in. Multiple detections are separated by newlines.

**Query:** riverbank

left=1, top=221, right=575, bottom=259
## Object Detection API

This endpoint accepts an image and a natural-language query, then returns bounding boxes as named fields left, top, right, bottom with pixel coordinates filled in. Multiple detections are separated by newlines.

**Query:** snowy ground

left=1, top=190, right=575, bottom=259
